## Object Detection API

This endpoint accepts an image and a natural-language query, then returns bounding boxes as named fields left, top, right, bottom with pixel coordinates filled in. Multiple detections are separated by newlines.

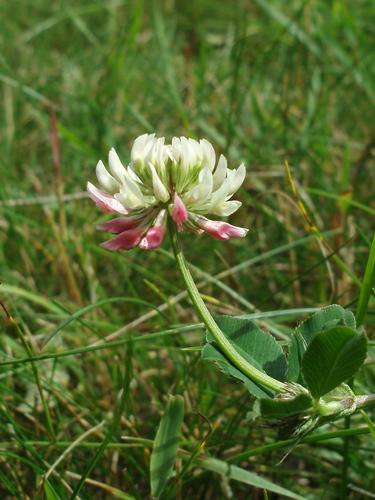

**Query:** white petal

left=108, top=148, right=126, bottom=182
left=131, top=134, right=147, bottom=161
left=124, top=174, right=146, bottom=204
left=131, top=133, right=156, bottom=162
left=200, top=138, right=216, bottom=171
left=213, top=200, right=242, bottom=216
left=114, top=191, right=133, bottom=210
left=171, top=137, right=182, bottom=162
left=180, top=137, right=192, bottom=170
left=189, top=139, right=202, bottom=165
left=212, top=155, right=227, bottom=190
left=149, top=163, right=170, bottom=202
left=143, top=136, right=158, bottom=163
left=210, top=178, right=231, bottom=207
left=165, top=144, right=174, bottom=162
left=127, top=165, right=142, bottom=183
left=196, top=167, right=213, bottom=200
left=115, top=187, right=144, bottom=210
left=96, top=160, right=119, bottom=194
left=229, top=163, right=246, bottom=193
left=185, top=167, right=213, bottom=204
left=152, top=137, right=167, bottom=175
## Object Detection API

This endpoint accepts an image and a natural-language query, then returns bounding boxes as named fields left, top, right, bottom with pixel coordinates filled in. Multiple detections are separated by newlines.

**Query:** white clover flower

left=87, top=134, right=248, bottom=250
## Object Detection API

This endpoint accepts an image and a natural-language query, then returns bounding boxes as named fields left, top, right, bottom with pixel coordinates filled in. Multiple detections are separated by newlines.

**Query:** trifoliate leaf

left=301, top=326, right=367, bottom=398
left=288, top=305, right=357, bottom=383
left=202, top=316, right=287, bottom=398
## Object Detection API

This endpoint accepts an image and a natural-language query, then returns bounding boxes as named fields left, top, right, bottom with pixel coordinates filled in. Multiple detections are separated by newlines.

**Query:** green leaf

left=196, top=456, right=303, bottom=499
left=288, top=305, right=356, bottom=382
left=150, top=395, right=185, bottom=498
left=44, top=481, right=61, bottom=500
left=259, top=393, right=313, bottom=420
left=202, top=316, right=287, bottom=398
left=301, top=326, right=367, bottom=398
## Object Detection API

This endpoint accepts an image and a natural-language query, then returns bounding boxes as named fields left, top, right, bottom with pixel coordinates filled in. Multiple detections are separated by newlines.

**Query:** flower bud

left=171, top=193, right=188, bottom=226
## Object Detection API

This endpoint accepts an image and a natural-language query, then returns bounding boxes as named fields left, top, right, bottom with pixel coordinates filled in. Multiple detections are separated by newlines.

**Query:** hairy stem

left=355, top=394, right=375, bottom=410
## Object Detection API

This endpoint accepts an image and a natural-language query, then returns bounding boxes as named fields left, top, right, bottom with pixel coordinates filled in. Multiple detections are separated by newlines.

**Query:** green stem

left=341, top=233, right=375, bottom=499
left=168, top=220, right=285, bottom=393
left=355, top=233, right=375, bottom=327
left=229, top=426, right=370, bottom=462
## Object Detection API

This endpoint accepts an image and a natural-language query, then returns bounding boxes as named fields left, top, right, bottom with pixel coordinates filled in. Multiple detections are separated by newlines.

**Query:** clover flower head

left=87, top=134, right=248, bottom=250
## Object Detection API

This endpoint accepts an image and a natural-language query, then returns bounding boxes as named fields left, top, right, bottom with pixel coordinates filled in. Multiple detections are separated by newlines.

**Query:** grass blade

left=355, top=234, right=375, bottom=326
left=150, top=395, right=185, bottom=498
left=196, top=456, right=303, bottom=499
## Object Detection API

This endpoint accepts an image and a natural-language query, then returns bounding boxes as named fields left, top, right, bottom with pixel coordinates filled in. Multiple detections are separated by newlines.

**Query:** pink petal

left=196, top=217, right=248, bottom=240
left=139, top=225, right=165, bottom=250
left=87, top=182, right=127, bottom=214
left=97, top=217, right=140, bottom=233
left=171, top=193, right=188, bottom=225
left=101, top=228, right=144, bottom=251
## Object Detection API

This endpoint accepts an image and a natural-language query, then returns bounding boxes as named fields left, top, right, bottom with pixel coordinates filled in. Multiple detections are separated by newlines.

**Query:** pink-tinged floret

left=196, top=217, right=248, bottom=240
left=171, top=193, right=188, bottom=226
left=101, top=228, right=144, bottom=251
left=97, top=217, right=140, bottom=233
left=87, top=182, right=127, bottom=214
left=139, top=225, right=165, bottom=250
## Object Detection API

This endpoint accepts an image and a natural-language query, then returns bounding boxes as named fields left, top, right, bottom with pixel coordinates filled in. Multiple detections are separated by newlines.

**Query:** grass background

left=0, top=0, right=374, bottom=497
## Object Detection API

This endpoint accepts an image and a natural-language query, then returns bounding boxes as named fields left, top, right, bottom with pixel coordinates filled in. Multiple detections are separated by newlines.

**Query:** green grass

left=0, top=0, right=374, bottom=497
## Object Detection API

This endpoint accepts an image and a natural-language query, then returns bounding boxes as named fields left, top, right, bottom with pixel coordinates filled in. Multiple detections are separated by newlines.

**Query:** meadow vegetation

left=0, top=0, right=374, bottom=498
